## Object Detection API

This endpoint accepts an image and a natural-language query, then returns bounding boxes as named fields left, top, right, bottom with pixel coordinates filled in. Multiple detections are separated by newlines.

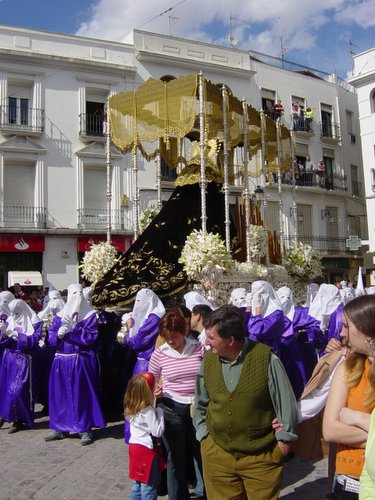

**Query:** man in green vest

left=193, top=304, right=298, bottom=499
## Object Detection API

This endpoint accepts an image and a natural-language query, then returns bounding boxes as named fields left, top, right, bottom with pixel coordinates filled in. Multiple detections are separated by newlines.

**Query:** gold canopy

left=108, top=74, right=291, bottom=177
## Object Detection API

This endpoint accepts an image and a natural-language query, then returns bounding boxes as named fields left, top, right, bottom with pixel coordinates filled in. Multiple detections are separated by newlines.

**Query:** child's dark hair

left=124, top=374, right=153, bottom=419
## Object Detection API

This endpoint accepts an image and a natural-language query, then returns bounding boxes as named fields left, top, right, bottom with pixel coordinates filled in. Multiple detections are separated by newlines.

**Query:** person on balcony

left=272, top=100, right=284, bottom=120
left=291, top=102, right=300, bottom=130
left=316, top=160, right=326, bottom=188
left=305, top=107, right=314, bottom=131
left=304, top=156, right=315, bottom=186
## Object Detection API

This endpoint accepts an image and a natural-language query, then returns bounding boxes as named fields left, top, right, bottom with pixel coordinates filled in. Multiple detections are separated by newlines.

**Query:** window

left=84, top=166, right=106, bottom=209
left=261, top=89, right=275, bottom=118
left=4, top=162, right=35, bottom=206
left=81, top=88, right=108, bottom=137
left=325, top=206, right=338, bottom=237
left=296, top=204, right=312, bottom=237
left=7, top=82, right=32, bottom=127
left=350, top=165, right=361, bottom=197
left=8, top=97, right=30, bottom=126
left=323, top=155, right=334, bottom=190
left=264, top=201, right=279, bottom=232
left=321, top=104, right=333, bottom=138
left=85, top=101, right=105, bottom=136
left=349, top=216, right=361, bottom=237
left=346, top=110, right=356, bottom=143
left=291, top=96, right=307, bottom=132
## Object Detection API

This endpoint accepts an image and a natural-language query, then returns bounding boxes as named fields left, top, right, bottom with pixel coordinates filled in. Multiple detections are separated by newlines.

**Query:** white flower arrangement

left=249, top=224, right=267, bottom=259
left=284, top=243, right=323, bottom=283
left=80, top=242, right=119, bottom=285
left=139, top=206, right=159, bottom=233
left=179, top=230, right=233, bottom=290
left=235, top=261, right=268, bottom=280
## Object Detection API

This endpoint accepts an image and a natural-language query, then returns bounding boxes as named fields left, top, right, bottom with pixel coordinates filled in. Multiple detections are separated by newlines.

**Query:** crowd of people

left=1, top=278, right=375, bottom=499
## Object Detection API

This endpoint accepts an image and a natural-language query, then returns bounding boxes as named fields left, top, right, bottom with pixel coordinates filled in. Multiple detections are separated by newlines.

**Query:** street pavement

left=0, top=407, right=329, bottom=499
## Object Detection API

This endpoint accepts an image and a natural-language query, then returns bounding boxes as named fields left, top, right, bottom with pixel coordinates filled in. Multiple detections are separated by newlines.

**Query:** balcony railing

left=78, top=208, right=130, bottom=230
left=280, top=172, right=347, bottom=191
left=291, top=116, right=314, bottom=134
left=285, top=235, right=364, bottom=255
left=79, top=113, right=105, bottom=138
left=0, top=105, right=45, bottom=134
left=320, top=122, right=341, bottom=141
left=0, top=206, right=47, bottom=228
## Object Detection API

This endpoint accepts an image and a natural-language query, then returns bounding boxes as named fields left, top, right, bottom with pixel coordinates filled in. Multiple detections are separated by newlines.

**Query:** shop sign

left=0, top=235, right=45, bottom=252
left=77, top=235, right=129, bottom=253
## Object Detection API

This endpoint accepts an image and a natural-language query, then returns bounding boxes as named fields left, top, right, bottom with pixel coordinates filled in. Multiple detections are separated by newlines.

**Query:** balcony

left=0, top=206, right=47, bottom=228
left=320, top=122, right=341, bottom=143
left=0, top=105, right=45, bottom=136
left=280, top=172, right=347, bottom=192
left=79, top=113, right=106, bottom=142
left=78, top=208, right=131, bottom=230
left=291, top=116, right=314, bottom=136
left=285, top=235, right=363, bottom=256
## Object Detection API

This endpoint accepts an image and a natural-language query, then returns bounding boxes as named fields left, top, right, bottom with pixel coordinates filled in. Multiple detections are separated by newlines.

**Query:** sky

left=1, top=0, right=375, bottom=79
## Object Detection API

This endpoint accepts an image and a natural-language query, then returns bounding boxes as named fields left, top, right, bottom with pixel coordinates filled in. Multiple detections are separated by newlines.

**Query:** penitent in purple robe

left=48, top=313, right=106, bottom=433
left=0, top=328, right=37, bottom=428
left=125, top=313, right=161, bottom=375
left=247, top=309, right=284, bottom=355
left=279, top=307, right=325, bottom=399
left=327, top=304, right=344, bottom=341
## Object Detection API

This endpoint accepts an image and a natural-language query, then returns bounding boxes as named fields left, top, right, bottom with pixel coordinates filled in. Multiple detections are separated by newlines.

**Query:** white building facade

left=349, top=48, right=375, bottom=283
left=0, top=26, right=367, bottom=290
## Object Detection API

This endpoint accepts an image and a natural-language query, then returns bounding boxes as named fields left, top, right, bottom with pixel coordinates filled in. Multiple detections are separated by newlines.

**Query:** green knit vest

left=204, top=341, right=276, bottom=458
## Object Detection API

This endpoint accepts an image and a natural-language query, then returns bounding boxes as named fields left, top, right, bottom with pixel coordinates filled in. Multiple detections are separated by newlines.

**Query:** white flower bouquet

left=179, top=229, right=233, bottom=291
left=249, top=224, right=267, bottom=259
left=139, top=207, right=159, bottom=233
left=284, top=242, right=323, bottom=282
left=79, top=241, right=119, bottom=285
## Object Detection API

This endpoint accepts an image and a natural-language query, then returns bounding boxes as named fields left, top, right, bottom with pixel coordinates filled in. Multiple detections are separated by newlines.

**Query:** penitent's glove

left=57, top=326, right=68, bottom=339
left=252, top=293, right=263, bottom=310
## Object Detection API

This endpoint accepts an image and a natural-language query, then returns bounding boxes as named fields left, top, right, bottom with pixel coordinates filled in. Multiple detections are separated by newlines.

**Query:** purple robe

left=33, top=320, right=56, bottom=410
left=48, top=313, right=106, bottom=433
left=247, top=309, right=284, bottom=355
left=327, top=304, right=344, bottom=341
left=0, top=328, right=37, bottom=427
left=279, top=307, right=324, bottom=399
left=125, top=313, right=161, bottom=375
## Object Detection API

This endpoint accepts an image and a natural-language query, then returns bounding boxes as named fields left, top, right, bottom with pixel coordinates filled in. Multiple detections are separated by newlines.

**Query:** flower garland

left=284, top=242, right=323, bottom=282
left=179, top=230, right=233, bottom=290
left=139, top=207, right=159, bottom=233
left=79, top=242, right=119, bottom=285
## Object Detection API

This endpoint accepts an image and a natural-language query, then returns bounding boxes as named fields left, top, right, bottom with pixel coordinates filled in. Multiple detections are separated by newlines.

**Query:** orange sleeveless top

left=336, top=360, right=372, bottom=478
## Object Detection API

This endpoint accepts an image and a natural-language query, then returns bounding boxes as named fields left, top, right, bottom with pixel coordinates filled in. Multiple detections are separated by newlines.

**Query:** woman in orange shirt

left=323, top=295, right=375, bottom=499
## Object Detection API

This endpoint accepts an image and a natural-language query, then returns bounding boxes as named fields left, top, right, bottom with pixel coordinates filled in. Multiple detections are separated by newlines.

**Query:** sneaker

left=0, top=418, right=4, bottom=429
left=80, top=431, right=93, bottom=446
left=8, top=422, right=23, bottom=434
left=44, top=431, right=67, bottom=442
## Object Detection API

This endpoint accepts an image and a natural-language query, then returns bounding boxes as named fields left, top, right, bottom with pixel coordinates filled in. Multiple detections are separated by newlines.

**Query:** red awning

left=78, top=235, right=130, bottom=253
left=0, top=235, right=45, bottom=252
